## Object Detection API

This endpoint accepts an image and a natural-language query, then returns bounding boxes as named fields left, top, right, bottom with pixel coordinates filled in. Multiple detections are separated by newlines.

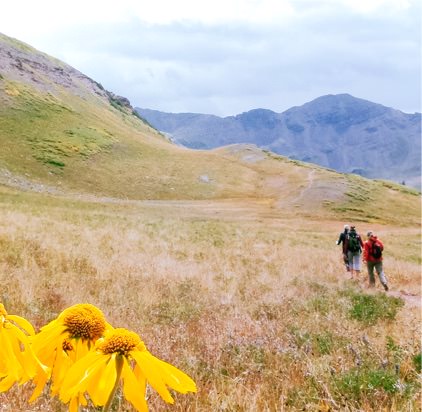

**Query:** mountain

left=136, top=95, right=421, bottom=188
left=0, top=32, right=420, bottom=226
left=0, top=32, right=272, bottom=201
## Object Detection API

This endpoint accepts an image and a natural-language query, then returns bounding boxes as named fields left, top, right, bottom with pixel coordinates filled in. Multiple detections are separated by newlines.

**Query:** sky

left=0, top=0, right=420, bottom=116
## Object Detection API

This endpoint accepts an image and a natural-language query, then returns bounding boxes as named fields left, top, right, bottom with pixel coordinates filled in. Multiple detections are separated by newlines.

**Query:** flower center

left=98, top=328, right=146, bottom=356
left=61, top=304, right=106, bottom=341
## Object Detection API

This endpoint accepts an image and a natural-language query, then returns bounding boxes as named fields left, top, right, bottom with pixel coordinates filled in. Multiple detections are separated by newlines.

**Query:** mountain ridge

left=1, top=31, right=340, bottom=205
left=136, top=94, right=421, bottom=188
left=0, top=31, right=420, bottom=228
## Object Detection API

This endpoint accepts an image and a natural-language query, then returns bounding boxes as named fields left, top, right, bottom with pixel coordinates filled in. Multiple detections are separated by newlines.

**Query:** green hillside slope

left=0, top=32, right=420, bottom=225
left=0, top=33, right=265, bottom=200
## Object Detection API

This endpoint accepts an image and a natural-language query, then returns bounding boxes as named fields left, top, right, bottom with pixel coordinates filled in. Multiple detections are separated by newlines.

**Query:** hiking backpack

left=372, top=242, right=383, bottom=259
left=347, top=232, right=360, bottom=253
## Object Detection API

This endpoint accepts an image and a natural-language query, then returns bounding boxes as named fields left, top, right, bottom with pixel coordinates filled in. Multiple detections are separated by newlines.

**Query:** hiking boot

left=383, top=283, right=389, bottom=291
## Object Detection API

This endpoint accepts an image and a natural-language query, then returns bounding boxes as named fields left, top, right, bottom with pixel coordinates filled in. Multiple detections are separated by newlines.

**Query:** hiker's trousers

left=366, top=261, right=387, bottom=286
left=347, top=251, right=361, bottom=271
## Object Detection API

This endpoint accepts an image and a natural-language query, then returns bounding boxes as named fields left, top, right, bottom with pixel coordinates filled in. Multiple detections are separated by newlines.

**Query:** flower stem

left=102, top=355, right=124, bottom=412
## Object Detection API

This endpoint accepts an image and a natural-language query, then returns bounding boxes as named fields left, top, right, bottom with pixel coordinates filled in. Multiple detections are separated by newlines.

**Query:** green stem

left=102, top=355, right=124, bottom=412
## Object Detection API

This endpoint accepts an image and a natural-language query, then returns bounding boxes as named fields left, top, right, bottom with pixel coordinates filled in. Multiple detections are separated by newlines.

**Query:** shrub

left=46, top=159, right=65, bottom=167
left=314, top=332, right=334, bottom=355
left=348, top=292, right=404, bottom=325
left=335, top=367, right=400, bottom=398
left=413, top=353, right=422, bottom=373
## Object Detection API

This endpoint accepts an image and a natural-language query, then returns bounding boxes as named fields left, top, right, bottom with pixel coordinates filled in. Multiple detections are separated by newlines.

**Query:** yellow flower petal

left=60, top=352, right=107, bottom=403
left=50, top=349, right=73, bottom=396
left=0, top=329, right=23, bottom=383
left=148, top=355, right=197, bottom=394
left=132, top=351, right=174, bottom=404
left=29, top=370, right=49, bottom=402
left=73, top=337, right=90, bottom=360
left=7, top=315, right=35, bottom=335
left=8, top=328, right=44, bottom=383
left=69, top=397, right=79, bottom=412
left=88, top=353, right=117, bottom=406
left=0, top=375, right=16, bottom=392
left=18, top=346, right=37, bottom=381
left=122, top=358, right=148, bottom=412
left=31, top=320, right=65, bottom=363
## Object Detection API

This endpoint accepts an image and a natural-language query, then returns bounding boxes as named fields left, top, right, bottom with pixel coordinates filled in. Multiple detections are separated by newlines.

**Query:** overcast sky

left=1, top=0, right=420, bottom=116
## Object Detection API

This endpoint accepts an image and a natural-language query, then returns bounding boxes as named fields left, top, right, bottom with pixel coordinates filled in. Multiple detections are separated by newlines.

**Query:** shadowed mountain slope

left=137, top=95, right=421, bottom=188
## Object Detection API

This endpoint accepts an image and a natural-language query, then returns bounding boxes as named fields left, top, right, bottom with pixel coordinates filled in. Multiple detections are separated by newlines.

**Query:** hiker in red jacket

left=363, top=231, right=389, bottom=291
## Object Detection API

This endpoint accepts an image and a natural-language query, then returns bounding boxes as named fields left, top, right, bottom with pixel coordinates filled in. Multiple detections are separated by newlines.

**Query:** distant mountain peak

left=294, top=93, right=388, bottom=113
left=137, top=95, right=421, bottom=188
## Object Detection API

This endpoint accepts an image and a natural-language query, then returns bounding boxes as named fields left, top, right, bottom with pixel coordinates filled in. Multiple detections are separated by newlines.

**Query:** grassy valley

left=0, top=33, right=420, bottom=411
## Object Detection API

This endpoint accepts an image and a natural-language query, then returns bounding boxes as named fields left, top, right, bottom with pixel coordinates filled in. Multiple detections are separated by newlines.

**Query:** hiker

left=344, top=225, right=364, bottom=280
left=336, top=224, right=350, bottom=273
left=363, top=231, right=389, bottom=291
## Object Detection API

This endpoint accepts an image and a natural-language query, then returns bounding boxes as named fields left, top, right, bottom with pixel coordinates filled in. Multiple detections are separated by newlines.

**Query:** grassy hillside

left=1, top=32, right=420, bottom=219
left=0, top=33, right=264, bottom=200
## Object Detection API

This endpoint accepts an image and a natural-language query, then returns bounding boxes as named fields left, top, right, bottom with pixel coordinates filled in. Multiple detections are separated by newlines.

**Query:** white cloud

left=2, top=0, right=414, bottom=32
left=337, top=0, right=411, bottom=13
left=0, top=0, right=419, bottom=115
left=124, top=0, right=295, bottom=24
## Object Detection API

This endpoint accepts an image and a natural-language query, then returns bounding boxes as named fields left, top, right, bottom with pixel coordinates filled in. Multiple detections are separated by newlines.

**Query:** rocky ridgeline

left=137, top=95, right=421, bottom=188
left=0, top=33, right=136, bottom=114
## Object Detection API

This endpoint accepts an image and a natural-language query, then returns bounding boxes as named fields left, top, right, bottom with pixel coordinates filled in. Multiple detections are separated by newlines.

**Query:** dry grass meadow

left=0, top=33, right=420, bottom=411
left=0, top=184, right=420, bottom=412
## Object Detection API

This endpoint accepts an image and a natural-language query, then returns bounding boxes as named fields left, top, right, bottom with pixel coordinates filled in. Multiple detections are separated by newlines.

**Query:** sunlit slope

left=0, top=33, right=264, bottom=199
left=0, top=33, right=331, bottom=202
left=214, top=145, right=420, bottom=226
left=0, top=84, right=260, bottom=199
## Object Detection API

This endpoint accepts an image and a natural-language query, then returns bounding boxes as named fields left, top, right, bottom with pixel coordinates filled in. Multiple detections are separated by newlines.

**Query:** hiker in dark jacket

left=363, top=231, right=389, bottom=291
left=336, top=224, right=350, bottom=273
left=344, top=226, right=364, bottom=280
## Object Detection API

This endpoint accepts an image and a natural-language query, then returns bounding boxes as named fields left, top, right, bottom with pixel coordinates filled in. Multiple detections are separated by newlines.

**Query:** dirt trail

left=389, top=290, right=421, bottom=308
left=290, top=169, right=316, bottom=204
left=0, top=168, right=62, bottom=194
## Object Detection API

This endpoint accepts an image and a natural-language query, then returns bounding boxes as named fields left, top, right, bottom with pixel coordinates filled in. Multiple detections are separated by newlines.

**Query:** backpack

left=347, top=232, right=360, bottom=253
left=372, top=242, right=383, bottom=259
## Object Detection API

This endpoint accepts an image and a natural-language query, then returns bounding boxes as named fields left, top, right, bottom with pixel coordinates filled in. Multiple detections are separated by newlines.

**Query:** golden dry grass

left=0, top=186, right=420, bottom=411
left=1, top=32, right=420, bottom=411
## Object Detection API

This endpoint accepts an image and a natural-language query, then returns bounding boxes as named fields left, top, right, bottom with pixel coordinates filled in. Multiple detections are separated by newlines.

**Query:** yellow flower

left=0, top=303, right=48, bottom=393
left=30, top=303, right=111, bottom=401
left=60, top=328, right=197, bottom=412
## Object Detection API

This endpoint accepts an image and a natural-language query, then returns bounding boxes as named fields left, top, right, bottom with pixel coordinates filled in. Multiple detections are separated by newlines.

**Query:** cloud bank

left=1, top=0, right=420, bottom=115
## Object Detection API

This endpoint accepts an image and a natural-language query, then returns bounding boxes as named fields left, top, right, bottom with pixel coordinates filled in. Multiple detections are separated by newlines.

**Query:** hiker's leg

left=349, top=254, right=361, bottom=281
left=347, top=252, right=354, bottom=278
left=343, top=254, right=350, bottom=272
left=367, top=262, right=376, bottom=286
left=355, top=255, right=361, bottom=280
left=375, top=262, right=388, bottom=290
